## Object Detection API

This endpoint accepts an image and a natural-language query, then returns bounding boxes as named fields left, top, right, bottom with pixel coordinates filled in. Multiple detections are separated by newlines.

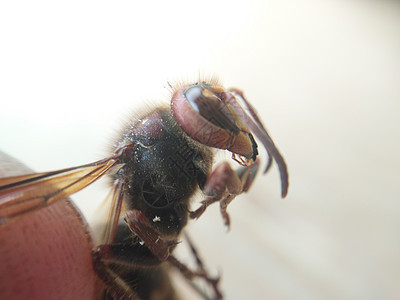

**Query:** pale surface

left=1, top=1, right=399, bottom=299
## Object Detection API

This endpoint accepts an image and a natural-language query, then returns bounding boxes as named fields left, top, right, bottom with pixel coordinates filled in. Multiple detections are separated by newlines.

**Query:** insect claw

left=190, top=205, right=207, bottom=220
left=168, top=240, right=181, bottom=247
left=223, top=214, right=231, bottom=231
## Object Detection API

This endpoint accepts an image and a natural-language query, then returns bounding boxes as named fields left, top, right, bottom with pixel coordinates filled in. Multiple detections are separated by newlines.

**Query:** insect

left=0, top=80, right=288, bottom=299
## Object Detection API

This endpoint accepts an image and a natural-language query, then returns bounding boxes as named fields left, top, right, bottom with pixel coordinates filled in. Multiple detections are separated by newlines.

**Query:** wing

left=0, top=157, right=120, bottom=225
left=89, top=177, right=126, bottom=246
left=102, top=178, right=125, bottom=244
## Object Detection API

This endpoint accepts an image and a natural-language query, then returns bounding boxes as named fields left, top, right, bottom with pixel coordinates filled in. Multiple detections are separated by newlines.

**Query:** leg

left=94, top=209, right=223, bottom=299
left=190, top=159, right=260, bottom=228
left=92, top=248, right=141, bottom=300
left=182, top=232, right=223, bottom=300
left=124, top=209, right=178, bottom=261
left=124, top=209, right=221, bottom=298
left=93, top=246, right=177, bottom=300
left=93, top=210, right=177, bottom=299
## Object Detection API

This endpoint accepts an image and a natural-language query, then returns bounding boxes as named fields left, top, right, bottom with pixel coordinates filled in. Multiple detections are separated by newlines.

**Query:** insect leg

left=167, top=256, right=222, bottom=300
left=93, top=229, right=175, bottom=299
left=96, top=210, right=219, bottom=299
left=124, top=209, right=178, bottom=261
left=182, top=232, right=223, bottom=300
left=190, top=160, right=260, bottom=228
left=123, top=210, right=222, bottom=299
left=92, top=250, right=140, bottom=300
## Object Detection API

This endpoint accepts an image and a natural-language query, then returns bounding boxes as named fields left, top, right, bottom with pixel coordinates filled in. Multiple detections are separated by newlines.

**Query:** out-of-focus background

left=1, top=1, right=399, bottom=299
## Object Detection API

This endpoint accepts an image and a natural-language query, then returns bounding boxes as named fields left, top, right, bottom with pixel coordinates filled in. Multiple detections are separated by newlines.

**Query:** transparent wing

left=0, top=157, right=120, bottom=225
left=90, top=177, right=126, bottom=245
left=102, top=178, right=125, bottom=244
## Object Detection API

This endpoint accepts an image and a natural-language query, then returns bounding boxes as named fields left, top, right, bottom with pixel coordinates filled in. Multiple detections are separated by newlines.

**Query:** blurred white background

left=1, top=0, right=399, bottom=299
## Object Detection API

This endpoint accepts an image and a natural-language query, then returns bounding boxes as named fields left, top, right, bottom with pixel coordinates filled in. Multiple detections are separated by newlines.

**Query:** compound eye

left=171, top=83, right=257, bottom=160
left=183, top=85, right=239, bottom=132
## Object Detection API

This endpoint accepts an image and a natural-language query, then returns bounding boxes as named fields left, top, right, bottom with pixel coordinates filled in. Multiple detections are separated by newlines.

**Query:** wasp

left=0, top=80, right=288, bottom=299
